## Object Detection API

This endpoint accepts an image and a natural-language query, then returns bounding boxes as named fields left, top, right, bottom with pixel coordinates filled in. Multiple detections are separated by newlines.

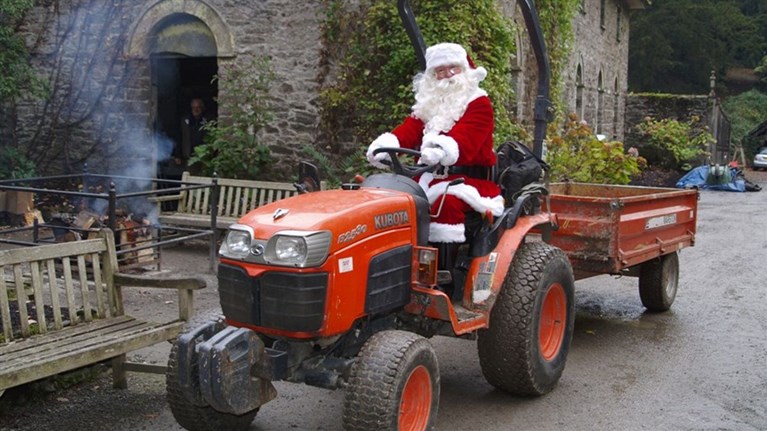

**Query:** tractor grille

left=218, top=264, right=328, bottom=332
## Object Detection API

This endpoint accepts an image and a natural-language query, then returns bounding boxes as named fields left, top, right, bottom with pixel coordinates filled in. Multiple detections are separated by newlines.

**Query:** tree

left=628, top=0, right=766, bottom=94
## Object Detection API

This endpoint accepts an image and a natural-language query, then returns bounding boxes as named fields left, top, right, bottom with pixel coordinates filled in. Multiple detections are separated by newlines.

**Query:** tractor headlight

left=219, top=225, right=254, bottom=260
left=264, top=230, right=332, bottom=267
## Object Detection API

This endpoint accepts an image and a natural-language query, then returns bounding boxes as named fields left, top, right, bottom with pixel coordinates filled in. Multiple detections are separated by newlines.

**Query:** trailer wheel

left=343, top=330, right=439, bottom=431
left=639, top=252, right=679, bottom=312
left=477, top=241, right=575, bottom=396
left=166, top=314, right=258, bottom=431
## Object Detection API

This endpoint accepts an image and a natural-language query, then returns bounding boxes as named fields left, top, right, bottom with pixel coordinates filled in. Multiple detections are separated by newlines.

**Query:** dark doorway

left=152, top=55, right=218, bottom=180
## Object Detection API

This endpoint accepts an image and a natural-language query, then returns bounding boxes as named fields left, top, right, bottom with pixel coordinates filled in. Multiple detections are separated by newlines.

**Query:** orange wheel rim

left=399, top=365, right=432, bottom=431
left=539, top=283, right=567, bottom=361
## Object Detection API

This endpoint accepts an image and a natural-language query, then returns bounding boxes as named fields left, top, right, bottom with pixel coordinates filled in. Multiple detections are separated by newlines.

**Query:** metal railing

left=0, top=173, right=220, bottom=272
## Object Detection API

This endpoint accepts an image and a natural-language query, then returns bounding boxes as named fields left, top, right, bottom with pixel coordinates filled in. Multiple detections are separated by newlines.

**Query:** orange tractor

left=166, top=1, right=697, bottom=430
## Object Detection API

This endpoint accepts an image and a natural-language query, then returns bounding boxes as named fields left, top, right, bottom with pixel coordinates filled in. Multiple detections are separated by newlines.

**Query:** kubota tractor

left=166, top=1, right=575, bottom=430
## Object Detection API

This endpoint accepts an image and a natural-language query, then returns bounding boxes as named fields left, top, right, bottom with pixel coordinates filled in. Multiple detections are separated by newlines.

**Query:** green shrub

left=190, top=57, right=274, bottom=179
left=0, top=147, right=37, bottom=179
left=634, top=116, right=712, bottom=170
left=547, top=115, right=644, bottom=184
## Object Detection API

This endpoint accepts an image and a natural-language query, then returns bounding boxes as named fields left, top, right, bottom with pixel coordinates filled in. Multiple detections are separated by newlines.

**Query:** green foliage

left=0, top=0, right=47, bottom=100
left=629, top=0, right=767, bottom=94
left=635, top=116, right=712, bottom=170
left=302, top=145, right=376, bottom=189
left=754, top=55, right=767, bottom=84
left=546, top=115, right=644, bottom=184
left=320, top=0, right=517, bottom=148
left=318, top=0, right=580, bottom=160
left=723, top=89, right=767, bottom=157
left=0, top=146, right=37, bottom=179
left=190, top=57, right=274, bottom=179
left=535, top=0, right=580, bottom=118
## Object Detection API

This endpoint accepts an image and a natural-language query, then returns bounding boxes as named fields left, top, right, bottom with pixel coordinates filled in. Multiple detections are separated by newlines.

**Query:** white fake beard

left=412, top=72, right=478, bottom=134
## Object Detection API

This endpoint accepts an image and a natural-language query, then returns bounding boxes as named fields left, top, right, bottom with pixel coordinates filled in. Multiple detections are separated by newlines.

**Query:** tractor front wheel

left=343, top=330, right=439, bottom=431
left=477, top=241, right=575, bottom=396
left=638, top=252, right=679, bottom=312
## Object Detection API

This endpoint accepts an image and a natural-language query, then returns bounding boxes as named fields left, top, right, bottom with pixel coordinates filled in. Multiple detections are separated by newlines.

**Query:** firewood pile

left=1, top=188, right=158, bottom=270
left=49, top=208, right=156, bottom=268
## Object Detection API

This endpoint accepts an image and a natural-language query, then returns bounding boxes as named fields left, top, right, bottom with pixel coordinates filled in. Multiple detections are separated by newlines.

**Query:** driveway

left=1, top=171, right=766, bottom=431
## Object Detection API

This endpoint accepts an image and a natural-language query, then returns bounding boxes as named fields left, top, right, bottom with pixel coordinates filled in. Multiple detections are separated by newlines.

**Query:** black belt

left=446, top=165, right=491, bottom=180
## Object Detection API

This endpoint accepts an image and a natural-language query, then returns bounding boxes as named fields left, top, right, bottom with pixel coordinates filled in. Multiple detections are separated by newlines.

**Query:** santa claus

left=367, top=42, right=503, bottom=243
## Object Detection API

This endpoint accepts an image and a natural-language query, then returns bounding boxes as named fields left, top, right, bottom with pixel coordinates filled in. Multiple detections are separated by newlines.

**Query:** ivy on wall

left=318, top=0, right=580, bottom=153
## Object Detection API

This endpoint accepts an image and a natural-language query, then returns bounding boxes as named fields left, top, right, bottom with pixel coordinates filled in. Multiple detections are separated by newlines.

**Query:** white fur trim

left=468, top=88, right=488, bottom=104
left=367, top=133, right=400, bottom=169
left=425, top=43, right=468, bottom=71
left=422, top=133, right=459, bottom=166
left=470, top=66, right=487, bottom=82
left=418, top=172, right=434, bottom=194
left=426, top=182, right=505, bottom=216
left=429, top=222, right=465, bottom=243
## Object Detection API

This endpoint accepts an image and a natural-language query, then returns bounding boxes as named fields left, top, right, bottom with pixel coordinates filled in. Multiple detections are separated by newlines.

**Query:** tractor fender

left=465, top=212, right=557, bottom=310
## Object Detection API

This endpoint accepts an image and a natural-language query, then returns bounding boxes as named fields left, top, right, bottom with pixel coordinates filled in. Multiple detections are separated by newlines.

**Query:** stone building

left=509, top=0, right=648, bottom=142
left=4, top=0, right=646, bottom=179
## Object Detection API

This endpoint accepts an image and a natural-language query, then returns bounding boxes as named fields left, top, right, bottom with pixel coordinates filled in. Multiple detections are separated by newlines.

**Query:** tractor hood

left=235, top=188, right=418, bottom=247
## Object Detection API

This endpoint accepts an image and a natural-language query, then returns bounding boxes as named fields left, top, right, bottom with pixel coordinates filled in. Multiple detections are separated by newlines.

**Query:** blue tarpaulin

left=675, top=165, right=746, bottom=192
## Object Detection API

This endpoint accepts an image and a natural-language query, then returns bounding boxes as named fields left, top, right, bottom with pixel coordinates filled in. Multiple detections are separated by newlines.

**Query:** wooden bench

left=156, top=172, right=301, bottom=230
left=0, top=229, right=205, bottom=395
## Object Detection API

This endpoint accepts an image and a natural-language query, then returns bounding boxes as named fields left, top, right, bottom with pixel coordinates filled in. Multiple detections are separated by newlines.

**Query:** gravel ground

left=1, top=169, right=766, bottom=431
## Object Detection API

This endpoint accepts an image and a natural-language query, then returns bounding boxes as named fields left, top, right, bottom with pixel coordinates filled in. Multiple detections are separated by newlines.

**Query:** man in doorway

left=176, top=97, right=208, bottom=173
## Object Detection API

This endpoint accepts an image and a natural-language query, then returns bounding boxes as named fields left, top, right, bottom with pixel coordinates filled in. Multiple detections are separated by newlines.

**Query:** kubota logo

left=374, top=210, right=409, bottom=229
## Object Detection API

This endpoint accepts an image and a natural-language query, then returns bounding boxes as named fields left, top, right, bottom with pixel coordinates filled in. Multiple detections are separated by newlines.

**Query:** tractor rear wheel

left=343, top=330, right=439, bottom=431
left=477, top=241, right=575, bottom=396
left=166, top=314, right=259, bottom=431
left=638, top=252, right=679, bottom=312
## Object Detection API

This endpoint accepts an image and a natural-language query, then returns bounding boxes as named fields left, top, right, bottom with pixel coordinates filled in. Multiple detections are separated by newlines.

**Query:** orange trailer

left=544, top=182, right=698, bottom=311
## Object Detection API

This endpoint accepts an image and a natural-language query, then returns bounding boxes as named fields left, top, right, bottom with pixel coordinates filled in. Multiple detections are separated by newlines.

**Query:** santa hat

left=424, top=42, right=487, bottom=81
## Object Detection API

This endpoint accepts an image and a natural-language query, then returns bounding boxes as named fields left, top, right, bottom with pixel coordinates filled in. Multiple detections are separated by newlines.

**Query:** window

left=616, top=6, right=622, bottom=42
left=597, top=71, right=604, bottom=134
left=576, top=65, right=584, bottom=121
left=600, top=0, right=606, bottom=30
left=613, top=78, right=620, bottom=138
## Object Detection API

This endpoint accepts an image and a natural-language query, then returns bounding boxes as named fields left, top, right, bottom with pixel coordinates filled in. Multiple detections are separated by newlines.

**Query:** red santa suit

left=367, top=43, right=503, bottom=243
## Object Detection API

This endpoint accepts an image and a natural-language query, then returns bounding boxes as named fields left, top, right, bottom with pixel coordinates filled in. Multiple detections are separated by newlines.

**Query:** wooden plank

left=0, top=271, right=13, bottom=342
left=0, top=315, right=136, bottom=355
left=76, top=255, right=92, bottom=322
left=2, top=319, right=157, bottom=365
left=62, top=257, right=77, bottom=325
left=46, top=259, right=63, bottom=330
left=123, top=362, right=167, bottom=374
left=0, top=321, right=183, bottom=391
left=13, top=265, right=29, bottom=337
left=231, top=187, right=242, bottom=218
left=91, top=253, right=106, bottom=318
left=29, top=261, right=46, bottom=335
left=100, top=231, right=121, bottom=317
left=0, top=239, right=106, bottom=267
left=201, top=184, right=211, bottom=217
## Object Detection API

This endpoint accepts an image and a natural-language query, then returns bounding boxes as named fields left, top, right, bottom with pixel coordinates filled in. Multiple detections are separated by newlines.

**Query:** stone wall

left=624, top=93, right=731, bottom=164
left=4, top=0, right=640, bottom=181
left=5, top=0, right=324, bottom=180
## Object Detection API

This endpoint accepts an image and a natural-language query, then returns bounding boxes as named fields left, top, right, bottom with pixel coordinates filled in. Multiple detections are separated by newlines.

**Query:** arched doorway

left=150, top=14, right=219, bottom=181
left=127, top=0, right=234, bottom=180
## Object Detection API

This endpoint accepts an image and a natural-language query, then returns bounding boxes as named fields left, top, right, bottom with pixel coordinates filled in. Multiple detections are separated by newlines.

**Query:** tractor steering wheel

left=372, top=147, right=435, bottom=178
